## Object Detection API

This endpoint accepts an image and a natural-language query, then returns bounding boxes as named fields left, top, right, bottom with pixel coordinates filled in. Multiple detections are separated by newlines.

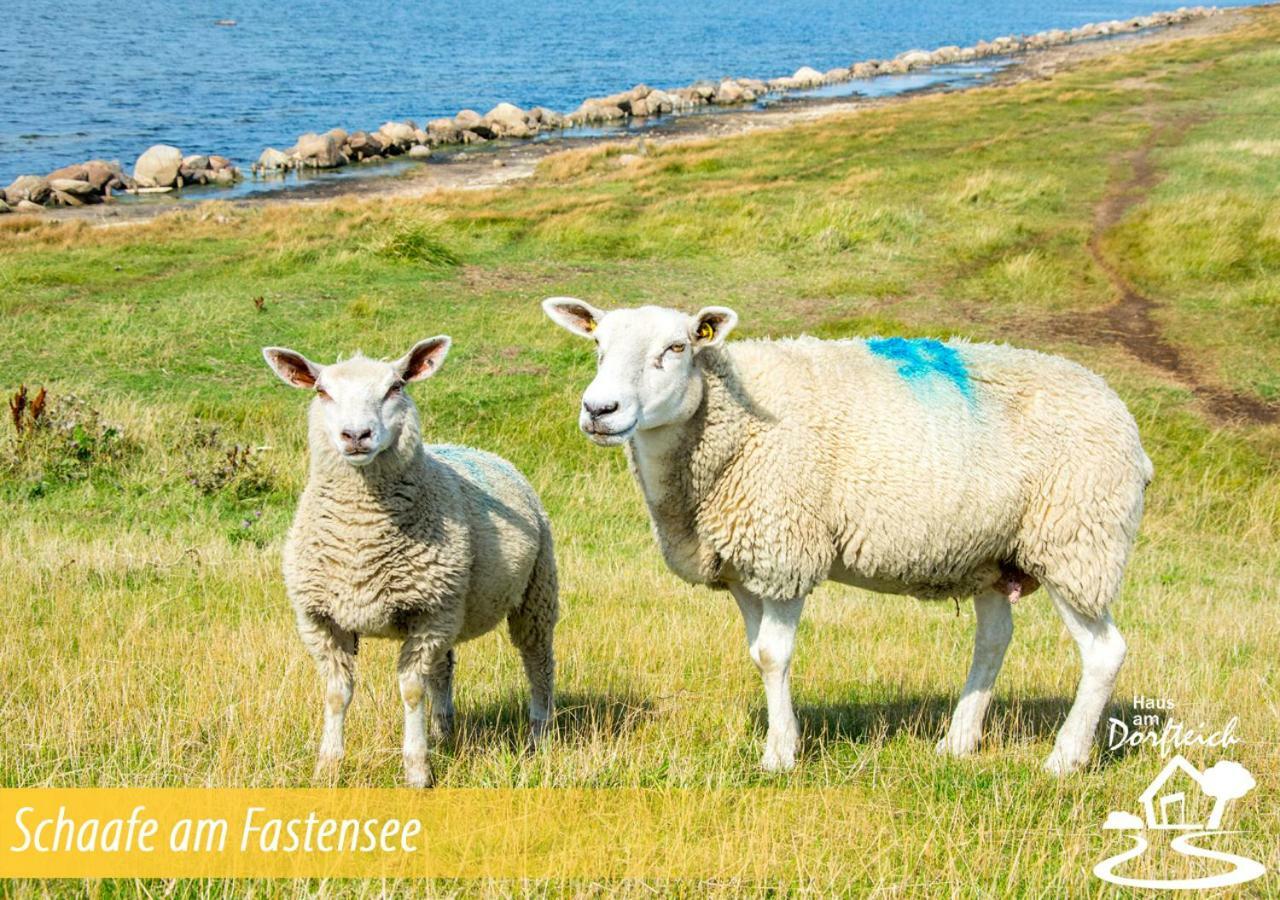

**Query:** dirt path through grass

left=1075, top=117, right=1278, bottom=424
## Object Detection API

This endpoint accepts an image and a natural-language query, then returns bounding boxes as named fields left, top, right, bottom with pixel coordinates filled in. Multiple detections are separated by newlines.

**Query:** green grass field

left=2, top=7, right=1278, bottom=896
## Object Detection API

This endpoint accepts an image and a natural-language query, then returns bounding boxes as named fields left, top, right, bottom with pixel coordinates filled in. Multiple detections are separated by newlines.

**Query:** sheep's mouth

left=583, top=422, right=635, bottom=446
left=341, top=448, right=379, bottom=466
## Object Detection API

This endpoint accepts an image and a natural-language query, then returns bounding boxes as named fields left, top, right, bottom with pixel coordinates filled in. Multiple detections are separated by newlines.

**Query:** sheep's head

left=262, top=337, right=451, bottom=467
left=542, top=298, right=736, bottom=445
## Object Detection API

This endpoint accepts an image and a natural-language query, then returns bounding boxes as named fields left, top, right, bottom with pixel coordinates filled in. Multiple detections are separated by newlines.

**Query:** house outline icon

left=1139, top=755, right=1207, bottom=830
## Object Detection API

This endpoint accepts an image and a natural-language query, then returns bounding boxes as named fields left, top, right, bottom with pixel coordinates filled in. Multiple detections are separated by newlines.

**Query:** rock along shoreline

left=1, top=6, right=1223, bottom=214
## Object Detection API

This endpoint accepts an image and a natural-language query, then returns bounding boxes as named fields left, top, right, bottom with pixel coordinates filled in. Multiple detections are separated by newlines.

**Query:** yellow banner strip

left=0, top=788, right=877, bottom=879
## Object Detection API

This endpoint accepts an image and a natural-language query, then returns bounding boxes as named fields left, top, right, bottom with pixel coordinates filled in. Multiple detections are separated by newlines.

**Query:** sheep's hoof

left=1042, top=748, right=1087, bottom=776
left=935, top=730, right=980, bottom=758
left=760, top=732, right=797, bottom=773
left=313, top=752, right=342, bottom=781
left=528, top=717, right=551, bottom=751
left=403, top=756, right=435, bottom=788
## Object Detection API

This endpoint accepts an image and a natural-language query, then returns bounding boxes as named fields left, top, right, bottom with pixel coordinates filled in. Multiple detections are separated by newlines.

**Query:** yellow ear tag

left=697, top=321, right=715, bottom=341
left=584, top=319, right=596, bottom=333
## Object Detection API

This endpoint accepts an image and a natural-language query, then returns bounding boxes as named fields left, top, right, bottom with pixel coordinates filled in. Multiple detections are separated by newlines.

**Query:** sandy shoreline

left=22, top=9, right=1246, bottom=227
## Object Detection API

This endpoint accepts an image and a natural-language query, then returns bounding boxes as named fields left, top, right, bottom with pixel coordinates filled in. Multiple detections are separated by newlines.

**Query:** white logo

left=1093, top=754, right=1265, bottom=889
left=1106, top=695, right=1240, bottom=757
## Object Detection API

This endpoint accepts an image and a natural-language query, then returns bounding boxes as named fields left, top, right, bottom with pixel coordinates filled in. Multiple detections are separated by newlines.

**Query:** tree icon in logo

left=1200, top=761, right=1255, bottom=830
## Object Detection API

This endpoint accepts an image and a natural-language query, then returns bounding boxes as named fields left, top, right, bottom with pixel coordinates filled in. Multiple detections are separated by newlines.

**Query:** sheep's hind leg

left=1043, top=588, right=1126, bottom=775
left=507, top=606, right=556, bottom=748
left=425, top=649, right=456, bottom=743
left=937, top=589, right=1013, bottom=758
left=731, top=585, right=806, bottom=773
left=296, top=611, right=357, bottom=779
left=508, top=539, right=557, bottom=748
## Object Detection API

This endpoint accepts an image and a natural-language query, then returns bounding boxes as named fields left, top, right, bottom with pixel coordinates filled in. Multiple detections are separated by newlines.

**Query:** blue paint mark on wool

left=432, top=444, right=490, bottom=487
left=867, top=337, right=973, bottom=401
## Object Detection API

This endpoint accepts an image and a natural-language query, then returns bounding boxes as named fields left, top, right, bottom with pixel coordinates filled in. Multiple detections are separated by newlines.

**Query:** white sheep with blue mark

left=543, top=299, right=1152, bottom=774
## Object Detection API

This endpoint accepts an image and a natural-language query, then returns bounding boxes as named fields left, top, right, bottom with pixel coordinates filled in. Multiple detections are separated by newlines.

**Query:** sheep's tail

left=1141, top=451, right=1155, bottom=488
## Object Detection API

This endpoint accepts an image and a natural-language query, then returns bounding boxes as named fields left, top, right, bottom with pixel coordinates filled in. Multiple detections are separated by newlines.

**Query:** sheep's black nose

left=583, top=400, right=618, bottom=419
left=342, top=428, right=373, bottom=443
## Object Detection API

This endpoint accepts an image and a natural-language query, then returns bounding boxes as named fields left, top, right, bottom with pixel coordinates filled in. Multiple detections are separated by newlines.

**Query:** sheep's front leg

left=296, top=610, right=357, bottom=778
left=731, top=585, right=806, bottom=772
left=938, top=589, right=1013, bottom=757
left=398, top=633, right=453, bottom=788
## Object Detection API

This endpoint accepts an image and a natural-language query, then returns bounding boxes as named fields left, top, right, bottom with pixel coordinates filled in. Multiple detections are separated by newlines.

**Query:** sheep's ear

left=395, top=336, right=451, bottom=382
left=263, top=347, right=321, bottom=389
left=690, top=306, right=738, bottom=350
left=542, top=297, right=605, bottom=338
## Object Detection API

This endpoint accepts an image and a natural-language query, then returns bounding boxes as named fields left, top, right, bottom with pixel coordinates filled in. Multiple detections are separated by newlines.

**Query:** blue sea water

left=1, top=0, right=1255, bottom=187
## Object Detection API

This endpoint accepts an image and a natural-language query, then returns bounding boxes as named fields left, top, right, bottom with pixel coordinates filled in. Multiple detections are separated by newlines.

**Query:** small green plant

left=227, top=508, right=268, bottom=547
left=370, top=218, right=460, bottom=268
left=184, top=426, right=273, bottom=499
left=3, top=387, right=130, bottom=488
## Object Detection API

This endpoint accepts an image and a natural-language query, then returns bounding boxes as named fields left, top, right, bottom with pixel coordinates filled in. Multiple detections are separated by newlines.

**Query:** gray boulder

left=377, top=121, right=416, bottom=148
left=896, top=49, right=933, bottom=69
left=407, top=144, right=431, bottom=159
left=255, top=147, right=291, bottom=172
left=85, top=160, right=125, bottom=190
left=133, top=144, right=184, bottom=187
left=569, top=99, right=625, bottom=124
left=293, top=132, right=345, bottom=168
left=4, top=174, right=51, bottom=205
left=791, top=66, right=825, bottom=86
left=479, top=102, right=532, bottom=138
left=49, top=178, right=97, bottom=197
left=483, top=102, right=528, bottom=131
left=643, top=91, right=673, bottom=115
left=530, top=107, right=568, bottom=129
left=426, top=118, right=460, bottom=144
left=50, top=189, right=84, bottom=207
left=714, top=79, right=746, bottom=103
left=348, top=130, right=386, bottom=158
left=16, top=199, right=45, bottom=212
left=454, top=109, right=483, bottom=130
left=47, top=163, right=89, bottom=182
left=669, top=87, right=704, bottom=110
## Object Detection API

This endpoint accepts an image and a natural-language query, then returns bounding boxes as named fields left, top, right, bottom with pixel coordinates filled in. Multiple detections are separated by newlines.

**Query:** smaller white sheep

left=263, top=337, right=557, bottom=787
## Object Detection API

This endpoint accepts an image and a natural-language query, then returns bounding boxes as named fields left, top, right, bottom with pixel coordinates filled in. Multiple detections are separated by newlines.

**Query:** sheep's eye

left=667, top=343, right=686, bottom=354
left=385, top=382, right=403, bottom=399
left=315, top=387, right=331, bottom=400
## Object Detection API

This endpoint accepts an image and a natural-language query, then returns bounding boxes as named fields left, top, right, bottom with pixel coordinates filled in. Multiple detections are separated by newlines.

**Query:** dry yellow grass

left=2, top=7, right=1280, bottom=896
